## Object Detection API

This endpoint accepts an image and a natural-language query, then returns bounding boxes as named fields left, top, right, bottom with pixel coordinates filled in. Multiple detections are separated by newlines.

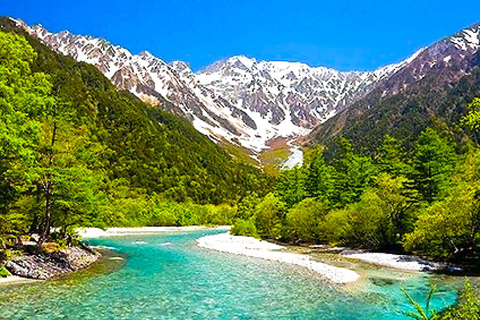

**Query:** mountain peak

left=14, top=19, right=425, bottom=152
left=449, top=23, right=480, bottom=51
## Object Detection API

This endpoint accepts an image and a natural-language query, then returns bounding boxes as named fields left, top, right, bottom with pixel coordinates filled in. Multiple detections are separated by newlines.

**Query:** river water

left=0, top=229, right=465, bottom=319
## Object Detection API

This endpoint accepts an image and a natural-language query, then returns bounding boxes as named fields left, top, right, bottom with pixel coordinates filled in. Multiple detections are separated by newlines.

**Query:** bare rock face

left=4, top=247, right=100, bottom=280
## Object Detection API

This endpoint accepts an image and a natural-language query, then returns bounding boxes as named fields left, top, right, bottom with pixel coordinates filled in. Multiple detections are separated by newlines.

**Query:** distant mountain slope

left=13, top=18, right=414, bottom=152
left=309, top=22, right=480, bottom=153
left=0, top=18, right=270, bottom=204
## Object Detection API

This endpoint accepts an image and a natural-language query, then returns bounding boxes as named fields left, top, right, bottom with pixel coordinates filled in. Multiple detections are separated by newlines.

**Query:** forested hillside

left=0, top=19, right=270, bottom=249
left=309, top=32, right=480, bottom=155
left=233, top=100, right=480, bottom=265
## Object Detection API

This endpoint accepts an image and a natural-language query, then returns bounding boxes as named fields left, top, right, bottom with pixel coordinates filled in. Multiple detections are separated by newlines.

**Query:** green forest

left=0, top=23, right=270, bottom=250
left=232, top=99, right=480, bottom=264
left=0, top=15, right=480, bottom=320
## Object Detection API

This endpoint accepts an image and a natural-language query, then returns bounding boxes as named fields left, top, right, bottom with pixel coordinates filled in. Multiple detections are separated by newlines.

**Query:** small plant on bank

left=40, top=242, right=61, bottom=254
left=0, top=265, right=9, bottom=278
left=401, top=280, right=480, bottom=320
left=401, top=284, right=437, bottom=320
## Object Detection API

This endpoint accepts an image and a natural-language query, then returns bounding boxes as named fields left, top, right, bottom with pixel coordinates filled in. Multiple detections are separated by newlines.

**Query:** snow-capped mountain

left=14, top=18, right=417, bottom=152
left=310, top=22, right=480, bottom=151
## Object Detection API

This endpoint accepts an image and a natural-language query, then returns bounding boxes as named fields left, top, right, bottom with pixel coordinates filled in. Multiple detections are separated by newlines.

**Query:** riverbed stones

left=4, top=246, right=100, bottom=280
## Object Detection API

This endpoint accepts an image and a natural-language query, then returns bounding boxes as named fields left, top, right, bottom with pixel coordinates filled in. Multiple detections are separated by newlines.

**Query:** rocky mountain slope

left=13, top=18, right=416, bottom=152
left=309, top=22, right=480, bottom=153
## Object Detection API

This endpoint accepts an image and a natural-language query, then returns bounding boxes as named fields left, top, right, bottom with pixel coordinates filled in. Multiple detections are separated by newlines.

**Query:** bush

left=403, top=184, right=480, bottom=260
left=41, top=242, right=61, bottom=254
left=0, top=265, right=9, bottom=278
left=437, top=280, right=480, bottom=320
left=231, top=219, right=258, bottom=237
left=283, top=198, right=328, bottom=243
left=254, top=193, right=285, bottom=239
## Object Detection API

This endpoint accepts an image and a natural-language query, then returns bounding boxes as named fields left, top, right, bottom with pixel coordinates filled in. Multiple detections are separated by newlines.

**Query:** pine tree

left=332, top=139, right=377, bottom=206
left=412, top=128, right=456, bottom=203
left=303, top=146, right=334, bottom=201
left=376, top=134, right=411, bottom=177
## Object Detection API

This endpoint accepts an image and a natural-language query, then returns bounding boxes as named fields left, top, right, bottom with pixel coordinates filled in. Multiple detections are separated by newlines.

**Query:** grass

left=259, top=144, right=291, bottom=176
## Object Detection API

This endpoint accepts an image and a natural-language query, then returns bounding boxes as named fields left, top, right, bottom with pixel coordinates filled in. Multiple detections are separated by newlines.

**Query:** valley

left=1, top=6, right=480, bottom=320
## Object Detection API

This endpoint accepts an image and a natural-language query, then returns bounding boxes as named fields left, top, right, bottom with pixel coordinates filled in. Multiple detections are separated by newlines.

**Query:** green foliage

left=231, top=219, right=258, bottom=237
left=335, top=173, right=417, bottom=248
left=401, top=280, right=480, bottom=320
left=404, top=185, right=480, bottom=259
left=438, top=279, right=480, bottom=320
left=254, top=193, right=285, bottom=239
left=0, top=265, right=9, bottom=278
left=235, top=193, right=259, bottom=221
left=461, top=97, right=480, bottom=131
left=275, top=167, right=306, bottom=207
left=283, top=198, right=328, bottom=243
left=404, top=147, right=480, bottom=259
left=377, top=135, right=411, bottom=176
left=303, top=146, right=334, bottom=201
left=412, top=128, right=456, bottom=203
left=332, top=139, right=377, bottom=206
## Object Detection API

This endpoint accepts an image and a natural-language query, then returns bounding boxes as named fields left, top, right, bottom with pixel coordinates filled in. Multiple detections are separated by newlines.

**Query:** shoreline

left=2, top=246, right=101, bottom=283
left=78, top=226, right=230, bottom=238
left=342, top=252, right=441, bottom=272
left=197, top=233, right=360, bottom=284
left=0, top=275, right=38, bottom=285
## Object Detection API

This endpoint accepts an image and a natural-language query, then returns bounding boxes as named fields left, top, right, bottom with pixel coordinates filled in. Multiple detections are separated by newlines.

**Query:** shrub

left=283, top=198, right=328, bottom=243
left=0, top=265, right=9, bottom=278
left=41, top=242, right=61, bottom=254
left=231, top=219, right=258, bottom=238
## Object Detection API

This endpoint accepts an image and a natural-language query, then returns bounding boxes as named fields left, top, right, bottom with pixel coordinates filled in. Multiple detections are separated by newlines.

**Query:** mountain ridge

left=308, top=21, right=480, bottom=153
left=12, top=17, right=416, bottom=153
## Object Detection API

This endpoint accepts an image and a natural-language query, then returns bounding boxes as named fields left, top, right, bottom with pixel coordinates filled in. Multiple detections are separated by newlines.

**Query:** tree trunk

left=38, top=181, right=52, bottom=247
left=37, top=121, right=57, bottom=247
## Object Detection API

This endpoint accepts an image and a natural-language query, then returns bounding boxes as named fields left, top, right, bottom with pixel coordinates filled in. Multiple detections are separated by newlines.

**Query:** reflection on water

left=0, top=230, right=468, bottom=320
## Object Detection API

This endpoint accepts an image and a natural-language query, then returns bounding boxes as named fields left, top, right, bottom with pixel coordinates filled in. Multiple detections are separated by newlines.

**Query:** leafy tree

left=283, top=198, right=328, bottom=243
left=254, top=193, right=285, bottom=239
left=0, top=30, right=53, bottom=246
left=404, top=151, right=480, bottom=259
left=461, top=97, right=480, bottom=131
left=323, top=173, right=417, bottom=249
left=235, top=192, right=259, bottom=221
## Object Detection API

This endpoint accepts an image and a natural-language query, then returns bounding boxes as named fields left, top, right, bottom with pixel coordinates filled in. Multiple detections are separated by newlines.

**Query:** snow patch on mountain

left=13, top=18, right=417, bottom=153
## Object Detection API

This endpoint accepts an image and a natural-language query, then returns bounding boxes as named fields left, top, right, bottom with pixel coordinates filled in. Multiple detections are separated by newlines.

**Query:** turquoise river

left=0, top=229, right=471, bottom=319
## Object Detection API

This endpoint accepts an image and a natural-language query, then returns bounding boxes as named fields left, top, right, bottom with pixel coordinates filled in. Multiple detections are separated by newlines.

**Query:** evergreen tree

left=376, top=134, right=411, bottom=176
left=303, top=146, right=334, bottom=201
left=412, top=128, right=456, bottom=203
left=332, top=139, right=377, bottom=206
left=275, top=167, right=306, bottom=207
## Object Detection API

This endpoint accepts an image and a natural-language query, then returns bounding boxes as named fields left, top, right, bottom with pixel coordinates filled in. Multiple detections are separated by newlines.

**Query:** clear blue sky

left=3, top=0, right=480, bottom=71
